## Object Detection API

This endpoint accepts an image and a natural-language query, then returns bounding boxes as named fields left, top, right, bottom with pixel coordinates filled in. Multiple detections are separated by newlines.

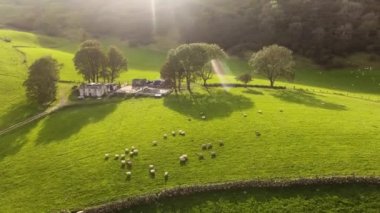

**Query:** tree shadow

left=163, top=90, right=254, bottom=119
left=35, top=103, right=118, bottom=144
left=242, top=89, right=264, bottom=96
left=0, top=101, right=42, bottom=130
left=272, top=90, right=347, bottom=111
left=0, top=122, right=35, bottom=161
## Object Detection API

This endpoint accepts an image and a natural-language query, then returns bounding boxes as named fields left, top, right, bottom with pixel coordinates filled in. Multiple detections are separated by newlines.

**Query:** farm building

left=78, top=83, right=120, bottom=98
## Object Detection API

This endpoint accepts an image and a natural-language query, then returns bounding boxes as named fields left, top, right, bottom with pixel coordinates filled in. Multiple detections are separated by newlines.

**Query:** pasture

left=0, top=29, right=379, bottom=212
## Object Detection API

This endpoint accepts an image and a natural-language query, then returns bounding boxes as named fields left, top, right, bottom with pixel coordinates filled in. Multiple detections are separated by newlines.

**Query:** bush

left=219, top=141, right=224, bottom=147
left=114, top=154, right=120, bottom=160
left=104, top=154, right=110, bottom=160
left=152, top=141, right=158, bottom=146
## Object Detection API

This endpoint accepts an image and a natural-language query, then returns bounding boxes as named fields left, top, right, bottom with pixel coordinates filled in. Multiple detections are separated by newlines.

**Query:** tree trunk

left=270, top=79, right=275, bottom=87
left=186, top=77, right=192, bottom=93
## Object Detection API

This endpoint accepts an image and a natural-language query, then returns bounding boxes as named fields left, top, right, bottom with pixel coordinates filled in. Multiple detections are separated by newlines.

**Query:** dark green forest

left=0, top=0, right=379, bottom=64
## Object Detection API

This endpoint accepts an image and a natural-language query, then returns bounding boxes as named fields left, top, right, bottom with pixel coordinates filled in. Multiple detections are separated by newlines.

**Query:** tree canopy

left=23, top=56, right=61, bottom=105
left=160, top=43, right=226, bottom=93
left=249, top=44, right=295, bottom=87
left=1, top=0, right=378, bottom=64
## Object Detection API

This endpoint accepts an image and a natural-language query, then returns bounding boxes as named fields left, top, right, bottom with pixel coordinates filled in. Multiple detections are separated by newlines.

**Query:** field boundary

left=73, top=176, right=380, bottom=213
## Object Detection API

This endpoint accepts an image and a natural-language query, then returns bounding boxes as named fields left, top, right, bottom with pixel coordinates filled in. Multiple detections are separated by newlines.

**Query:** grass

left=0, top=87, right=379, bottom=212
left=123, top=183, right=380, bottom=213
left=0, top=29, right=379, bottom=212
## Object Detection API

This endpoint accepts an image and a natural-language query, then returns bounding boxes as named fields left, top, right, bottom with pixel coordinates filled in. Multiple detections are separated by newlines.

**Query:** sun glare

left=211, top=59, right=231, bottom=91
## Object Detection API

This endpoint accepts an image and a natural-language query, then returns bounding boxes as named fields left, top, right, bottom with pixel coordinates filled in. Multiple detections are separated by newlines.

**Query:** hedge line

left=71, top=176, right=380, bottom=213
left=205, top=83, right=286, bottom=89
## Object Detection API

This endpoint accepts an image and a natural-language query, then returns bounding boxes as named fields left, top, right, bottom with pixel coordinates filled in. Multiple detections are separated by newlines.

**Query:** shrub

left=114, top=154, right=120, bottom=160
left=219, top=141, right=224, bottom=147
left=125, top=171, right=132, bottom=179
left=164, top=172, right=169, bottom=180
left=129, top=151, right=135, bottom=157
left=131, top=146, right=136, bottom=151
left=163, top=134, right=168, bottom=139
left=258, top=110, right=263, bottom=114
left=120, top=154, right=126, bottom=160
left=202, top=116, right=206, bottom=120
left=121, top=160, right=126, bottom=165
left=104, top=154, right=110, bottom=160
left=125, top=148, right=129, bottom=154
left=152, top=141, right=158, bottom=146
left=172, top=131, right=176, bottom=136
left=243, top=113, right=248, bottom=117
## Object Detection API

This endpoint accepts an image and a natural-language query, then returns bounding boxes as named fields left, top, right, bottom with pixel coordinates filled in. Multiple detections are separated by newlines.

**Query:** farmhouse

left=78, top=83, right=119, bottom=98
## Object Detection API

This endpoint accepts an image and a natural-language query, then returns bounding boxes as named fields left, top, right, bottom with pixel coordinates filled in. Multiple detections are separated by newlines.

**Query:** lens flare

left=151, top=0, right=157, bottom=35
left=211, top=59, right=231, bottom=91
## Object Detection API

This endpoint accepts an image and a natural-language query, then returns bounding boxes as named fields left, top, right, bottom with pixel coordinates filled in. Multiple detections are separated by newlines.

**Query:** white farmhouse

left=78, top=83, right=119, bottom=98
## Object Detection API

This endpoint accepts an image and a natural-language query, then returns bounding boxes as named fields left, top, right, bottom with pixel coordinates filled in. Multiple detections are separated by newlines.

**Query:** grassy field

left=124, top=184, right=380, bottom=213
left=0, top=87, right=379, bottom=211
left=0, top=29, right=379, bottom=212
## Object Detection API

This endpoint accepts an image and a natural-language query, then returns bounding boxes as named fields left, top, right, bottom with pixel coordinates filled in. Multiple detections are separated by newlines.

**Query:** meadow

left=0, top=29, right=379, bottom=212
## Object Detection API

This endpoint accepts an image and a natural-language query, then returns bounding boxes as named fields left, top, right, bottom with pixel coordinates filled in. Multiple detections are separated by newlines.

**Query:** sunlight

left=211, top=59, right=231, bottom=91
left=151, top=0, right=157, bottom=35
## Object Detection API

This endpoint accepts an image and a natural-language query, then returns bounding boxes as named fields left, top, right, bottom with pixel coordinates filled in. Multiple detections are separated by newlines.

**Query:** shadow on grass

left=243, top=89, right=264, bottom=96
left=0, top=101, right=42, bottom=129
left=272, top=90, right=347, bottom=111
left=36, top=103, right=118, bottom=144
left=0, top=122, right=35, bottom=161
left=164, top=90, right=254, bottom=119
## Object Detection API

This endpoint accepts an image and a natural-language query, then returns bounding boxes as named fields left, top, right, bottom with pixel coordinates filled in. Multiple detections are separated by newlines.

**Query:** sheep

left=207, top=143, right=213, bottom=150
left=211, top=151, right=217, bottom=158
left=201, top=144, right=207, bottom=150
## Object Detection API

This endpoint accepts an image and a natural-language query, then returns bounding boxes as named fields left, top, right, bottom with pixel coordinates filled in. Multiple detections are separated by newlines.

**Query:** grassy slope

left=0, top=38, right=41, bottom=128
left=0, top=29, right=379, bottom=211
left=125, top=184, right=380, bottom=213
left=0, top=88, right=379, bottom=211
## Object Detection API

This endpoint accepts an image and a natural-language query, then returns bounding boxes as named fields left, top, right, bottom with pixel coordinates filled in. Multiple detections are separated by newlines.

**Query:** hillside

left=0, top=30, right=379, bottom=212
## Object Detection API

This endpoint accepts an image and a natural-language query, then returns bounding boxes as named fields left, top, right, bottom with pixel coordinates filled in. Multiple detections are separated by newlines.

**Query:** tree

left=73, top=40, right=107, bottom=83
left=107, top=46, right=127, bottom=82
left=23, top=56, right=61, bottom=105
left=198, top=44, right=227, bottom=86
left=172, top=44, right=209, bottom=93
left=249, top=44, right=295, bottom=87
left=236, top=73, right=252, bottom=87
left=160, top=49, right=184, bottom=93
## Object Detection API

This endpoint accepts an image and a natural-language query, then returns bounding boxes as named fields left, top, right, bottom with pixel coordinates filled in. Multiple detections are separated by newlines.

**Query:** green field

left=0, top=29, right=379, bottom=212
left=124, top=184, right=380, bottom=213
